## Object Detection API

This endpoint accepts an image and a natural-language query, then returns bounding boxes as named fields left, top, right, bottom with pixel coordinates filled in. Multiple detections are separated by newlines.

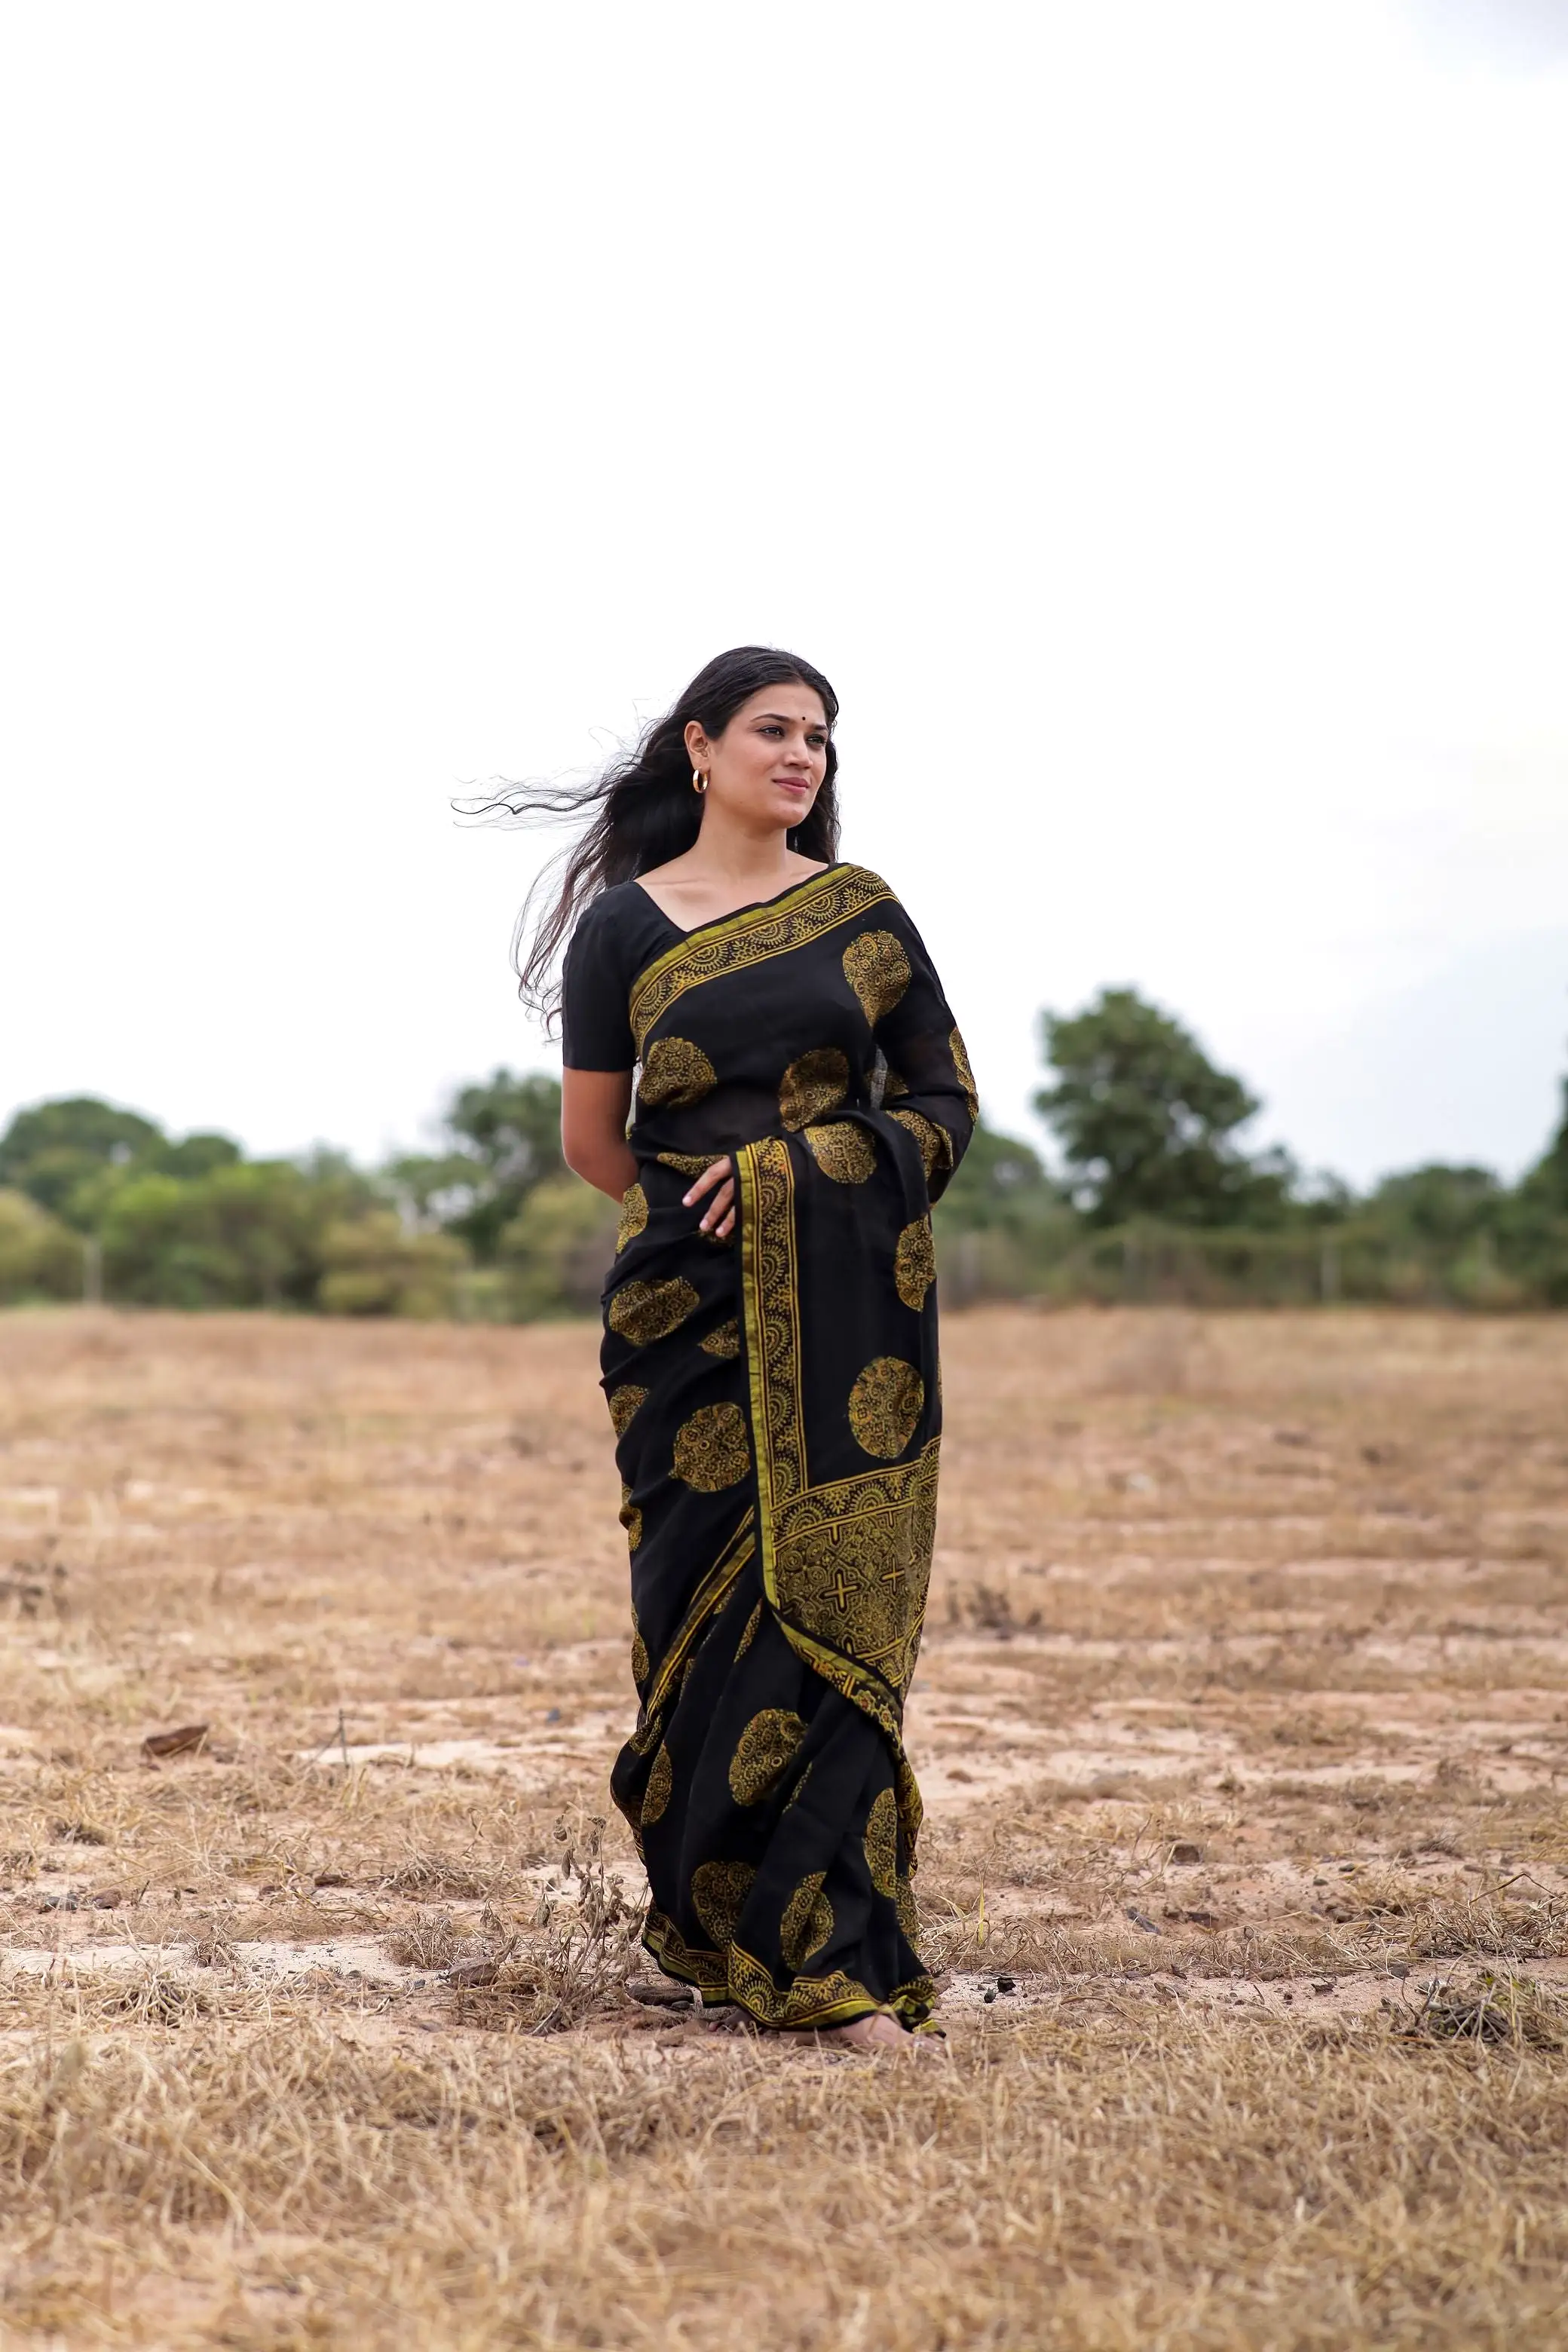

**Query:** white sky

left=3, top=0, right=1566, bottom=1189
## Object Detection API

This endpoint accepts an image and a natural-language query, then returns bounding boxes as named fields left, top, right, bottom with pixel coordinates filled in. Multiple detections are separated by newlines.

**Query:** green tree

left=100, top=1162, right=331, bottom=1308
left=317, top=1212, right=468, bottom=1318
left=1035, top=988, right=1294, bottom=1227
left=498, top=1174, right=618, bottom=1318
left=0, top=1190, right=82, bottom=1303
left=1368, top=1164, right=1502, bottom=1248
left=0, top=1097, right=165, bottom=1226
left=390, top=1069, right=564, bottom=1261
left=936, top=1120, right=1058, bottom=1230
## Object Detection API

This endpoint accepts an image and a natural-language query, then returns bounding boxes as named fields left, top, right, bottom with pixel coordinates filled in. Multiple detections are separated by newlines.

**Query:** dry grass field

left=3, top=1304, right=1568, bottom=2349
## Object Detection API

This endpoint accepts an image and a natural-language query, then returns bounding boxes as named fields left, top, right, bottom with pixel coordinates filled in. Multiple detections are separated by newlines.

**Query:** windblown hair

left=466, top=646, right=841, bottom=1029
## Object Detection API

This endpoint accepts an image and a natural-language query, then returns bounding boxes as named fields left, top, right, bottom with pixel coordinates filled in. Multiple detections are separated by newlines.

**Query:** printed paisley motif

left=842, top=929, right=911, bottom=1026
left=893, top=1217, right=936, bottom=1311
left=691, top=1857, right=756, bottom=1945
left=863, top=1785, right=899, bottom=1897
left=847, top=1357, right=925, bottom=1459
left=618, top=1481, right=642, bottom=1549
left=638, top=1036, right=717, bottom=1110
left=734, top=1599, right=763, bottom=1658
left=616, top=1184, right=649, bottom=1251
left=779, top=1048, right=850, bottom=1131
left=890, top=1107, right=952, bottom=1183
left=780, top=1871, right=835, bottom=1968
left=803, top=1121, right=877, bottom=1184
left=630, top=1606, right=649, bottom=1685
left=607, top=1383, right=648, bottom=1438
left=672, top=1402, right=752, bottom=1492
left=608, top=1276, right=700, bottom=1346
left=728, top=1707, right=807, bottom=1805
left=700, top=1318, right=741, bottom=1358
left=950, top=1026, right=979, bottom=1122
left=641, top=1741, right=672, bottom=1826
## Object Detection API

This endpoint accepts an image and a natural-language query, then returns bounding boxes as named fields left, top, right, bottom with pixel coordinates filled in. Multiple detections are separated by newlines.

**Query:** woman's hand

left=683, top=1156, right=736, bottom=1239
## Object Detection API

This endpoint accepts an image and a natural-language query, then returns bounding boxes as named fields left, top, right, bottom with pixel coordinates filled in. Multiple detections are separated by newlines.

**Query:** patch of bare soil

left=2, top=1305, right=1568, bottom=2347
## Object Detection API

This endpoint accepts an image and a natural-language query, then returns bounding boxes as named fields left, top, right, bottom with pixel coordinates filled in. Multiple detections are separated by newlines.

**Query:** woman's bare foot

left=817, top=2011, right=916, bottom=2052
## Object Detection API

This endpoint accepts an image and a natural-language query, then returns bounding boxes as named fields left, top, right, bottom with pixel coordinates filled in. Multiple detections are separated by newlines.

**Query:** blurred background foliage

left=3, top=988, right=1565, bottom=1315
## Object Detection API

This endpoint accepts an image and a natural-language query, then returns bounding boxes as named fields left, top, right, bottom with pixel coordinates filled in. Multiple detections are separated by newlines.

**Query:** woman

left=517, top=646, right=975, bottom=2048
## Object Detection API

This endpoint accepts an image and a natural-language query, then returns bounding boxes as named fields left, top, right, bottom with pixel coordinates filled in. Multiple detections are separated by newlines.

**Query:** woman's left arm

left=868, top=905, right=978, bottom=1203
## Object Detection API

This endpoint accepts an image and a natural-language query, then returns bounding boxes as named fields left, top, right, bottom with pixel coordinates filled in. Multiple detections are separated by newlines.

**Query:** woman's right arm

left=561, top=1067, right=637, bottom=1202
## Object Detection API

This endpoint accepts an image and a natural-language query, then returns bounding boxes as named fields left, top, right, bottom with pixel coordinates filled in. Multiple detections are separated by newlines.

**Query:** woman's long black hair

left=467, top=645, right=841, bottom=1028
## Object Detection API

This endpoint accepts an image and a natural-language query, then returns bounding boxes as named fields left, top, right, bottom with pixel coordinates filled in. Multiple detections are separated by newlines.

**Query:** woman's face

left=691, top=684, right=830, bottom=834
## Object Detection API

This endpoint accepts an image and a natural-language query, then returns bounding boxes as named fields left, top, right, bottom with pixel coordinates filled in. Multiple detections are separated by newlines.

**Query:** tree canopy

left=1034, top=988, right=1294, bottom=1227
left=387, top=1068, right=564, bottom=1261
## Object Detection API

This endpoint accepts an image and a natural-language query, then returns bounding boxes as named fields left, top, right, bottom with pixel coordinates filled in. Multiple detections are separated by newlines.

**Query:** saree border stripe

left=642, top=1908, right=936, bottom=2029
left=641, top=1510, right=756, bottom=1726
left=629, top=864, right=895, bottom=1054
left=736, top=1135, right=934, bottom=1845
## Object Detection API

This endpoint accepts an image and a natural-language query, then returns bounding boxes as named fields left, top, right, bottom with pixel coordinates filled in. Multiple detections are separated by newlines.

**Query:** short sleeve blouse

left=560, top=884, right=678, bottom=1070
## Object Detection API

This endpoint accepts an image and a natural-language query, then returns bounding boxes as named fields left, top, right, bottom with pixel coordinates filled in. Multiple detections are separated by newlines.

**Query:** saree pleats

left=587, top=865, right=975, bottom=2030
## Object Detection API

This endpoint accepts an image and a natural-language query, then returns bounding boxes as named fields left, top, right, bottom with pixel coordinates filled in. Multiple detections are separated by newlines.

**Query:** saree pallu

left=590, top=863, right=975, bottom=2029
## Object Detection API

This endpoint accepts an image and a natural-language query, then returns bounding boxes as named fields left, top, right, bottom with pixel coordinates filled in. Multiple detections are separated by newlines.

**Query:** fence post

left=1319, top=1236, right=1340, bottom=1304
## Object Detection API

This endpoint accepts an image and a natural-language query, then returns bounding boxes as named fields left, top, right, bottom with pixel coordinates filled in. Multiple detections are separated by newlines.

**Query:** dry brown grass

left=3, top=1304, right=1568, bottom=2347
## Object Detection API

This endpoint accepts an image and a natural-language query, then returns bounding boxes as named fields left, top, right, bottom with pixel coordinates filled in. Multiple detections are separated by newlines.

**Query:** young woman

left=516, top=645, right=975, bottom=2049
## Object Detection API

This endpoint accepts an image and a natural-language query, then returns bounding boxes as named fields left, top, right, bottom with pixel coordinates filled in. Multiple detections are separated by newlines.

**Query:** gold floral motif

left=638, top=1035, right=716, bottom=1110
left=657, top=1150, right=724, bottom=1178
left=803, top=1121, right=876, bottom=1184
left=618, top=1481, right=642, bottom=1550
left=864, top=1785, right=899, bottom=1897
left=630, top=1609, right=650, bottom=1685
left=629, top=865, right=896, bottom=1053
left=608, top=1383, right=648, bottom=1438
left=672, top=1402, right=751, bottom=1492
left=949, top=1027, right=979, bottom=1122
left=779, top=1047, right=850, bottom=1131
left=847, top=1357, right=925, bottom=1459
left=691, top=1857, right=755, bottom=1945
left=842, top=929, right=911, bottom=1025
left=728, top=1707, right=807, bottom=1805
left=607, top=1276, right=700, bottom=1346
left=893, top=1217, right=936, bottom=1311
left=726, top=1939, right=935, bottom=2030
left=700, top=1318, right=740, bottom=1358
left=641, top=1741, right=672, bottom=1826
left=616, top=1183, right=649, bottom=1251
left=780, top=1871, right=835, bottom=1968
left=890, top=1107, right=953, bottom=1184
left=734, top=1598, right=763, bottom=1658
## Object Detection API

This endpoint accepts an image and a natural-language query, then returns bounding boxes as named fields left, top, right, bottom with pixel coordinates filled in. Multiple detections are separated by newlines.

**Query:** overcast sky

left=3, top=0, right=1566, bottom=1187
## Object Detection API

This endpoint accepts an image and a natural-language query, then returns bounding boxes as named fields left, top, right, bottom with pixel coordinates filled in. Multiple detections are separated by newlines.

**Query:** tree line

left=2, top=987, right=1565, bottom=1315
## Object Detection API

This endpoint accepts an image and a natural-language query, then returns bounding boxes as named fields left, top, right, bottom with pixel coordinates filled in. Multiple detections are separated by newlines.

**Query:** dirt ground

left=3, top=1303, right=1568, bottom=2348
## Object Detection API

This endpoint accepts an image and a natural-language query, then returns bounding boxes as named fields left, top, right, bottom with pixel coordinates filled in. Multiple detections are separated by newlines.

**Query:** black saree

left=562, top=861, right=976, bottom=2030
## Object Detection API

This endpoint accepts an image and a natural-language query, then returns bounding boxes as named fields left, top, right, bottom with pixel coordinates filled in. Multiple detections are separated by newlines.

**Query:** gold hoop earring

left=691, top=769, right=708, bottom=795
